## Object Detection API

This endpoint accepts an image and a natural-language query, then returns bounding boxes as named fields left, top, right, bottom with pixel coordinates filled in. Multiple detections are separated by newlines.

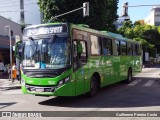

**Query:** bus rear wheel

left=126, top=68, right=132, bottom=83
left=88, top=76, right=98, bottom=97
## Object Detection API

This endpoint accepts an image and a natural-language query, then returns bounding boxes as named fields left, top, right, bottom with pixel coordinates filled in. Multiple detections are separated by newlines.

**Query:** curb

left=0, top=86, right=21, bottom=90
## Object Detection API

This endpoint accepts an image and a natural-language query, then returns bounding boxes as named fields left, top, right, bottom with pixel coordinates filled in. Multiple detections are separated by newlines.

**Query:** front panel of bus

left=20, top=23, right=75, bottom=96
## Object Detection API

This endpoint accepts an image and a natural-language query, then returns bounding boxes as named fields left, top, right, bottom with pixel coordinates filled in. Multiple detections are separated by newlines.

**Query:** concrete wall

left=145, top=6, right=160, bottom=26
left=0, top=16, right=22, bottom=63
left=144, top=11, right=155, bottom=26
left=0, top=16, right=22, bottom=38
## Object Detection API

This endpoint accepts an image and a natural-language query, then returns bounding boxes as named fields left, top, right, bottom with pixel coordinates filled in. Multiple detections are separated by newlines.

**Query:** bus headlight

left=57, top=76, right=70, bottom=87
left=64, top=76, right=70, bottom=83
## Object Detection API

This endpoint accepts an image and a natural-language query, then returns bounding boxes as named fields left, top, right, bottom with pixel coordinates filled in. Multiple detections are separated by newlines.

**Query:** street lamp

left=5, top=25, right=13, bottom=82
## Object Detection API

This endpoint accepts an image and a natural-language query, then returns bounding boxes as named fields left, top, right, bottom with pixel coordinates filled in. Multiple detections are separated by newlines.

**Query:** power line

left=0, top=2, right=37, bottom=8
left=0, top=0, right=31, bottom=2
left=0, top=10, right=39, bottom=16
left=25, top=11, right=39, bottom=17
left=128, top=4, right=160, bottom=7
left=0, top=10, right=19, bottom=13
left=0, top=0, right=32, bottom=4
left=0, top=1, right=19, bottom=4
left=0, top=0, right=18, bottom=2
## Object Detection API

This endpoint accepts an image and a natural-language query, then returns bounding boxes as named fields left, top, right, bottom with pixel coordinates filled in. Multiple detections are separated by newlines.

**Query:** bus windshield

left=21, top=36, right=71, bottom=69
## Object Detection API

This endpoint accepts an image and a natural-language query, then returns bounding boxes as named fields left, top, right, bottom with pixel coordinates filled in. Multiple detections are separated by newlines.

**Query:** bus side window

left=103, top=38, right=112, bottom=55
left=90, top=35, right=102, bottom=55
left=136, top=44, right=141, bottom=55
left=78, top=41, right=87, bottom=60
left=121, top=41, right=127, bottom=55
left=132, top=44, right=136, bottom=55
left=115, top=40, right=120, bottom=55
left=73, top=40, right=87, bottom=70
left=127, top=42, right=132, bottom=55
left=138, top=45, right=142, bottom=55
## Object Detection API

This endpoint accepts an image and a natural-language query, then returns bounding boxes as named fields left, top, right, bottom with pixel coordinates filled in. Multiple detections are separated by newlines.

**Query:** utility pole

left=5, top=25, right=13, bottom=82
left=40, top=12, right=44, bottom=24
left=121, top=3, right=160, bottom=21
left=20, top=0, right=25, bottom=25
left=121, top=2, right=130, bottom=21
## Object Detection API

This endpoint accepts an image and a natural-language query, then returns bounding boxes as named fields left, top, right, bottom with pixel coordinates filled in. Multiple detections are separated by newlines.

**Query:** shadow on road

left=39, top=77, right=160, bottom=108
left=0, top=102, right=17, bottom=109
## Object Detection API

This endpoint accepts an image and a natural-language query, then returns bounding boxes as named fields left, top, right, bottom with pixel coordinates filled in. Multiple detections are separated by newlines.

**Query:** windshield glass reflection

left=22, top=37, right=71, bottom=69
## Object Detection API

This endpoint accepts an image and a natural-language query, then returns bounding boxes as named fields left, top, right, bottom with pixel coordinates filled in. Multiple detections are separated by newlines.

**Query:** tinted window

left=136, top=44, right=141, bottom=55
left=127, top=42, right=132, bottom=55
left=132, top=44, right=136, bottom=55
left=90, top=35, right=101, bottom=55
left=121, top=41, right=127, bottom=55
left=103, top=38, right=112, bottom=55
left=138, top=45, right=142, bottom=55
left=115, top=40, right=120, bottom=55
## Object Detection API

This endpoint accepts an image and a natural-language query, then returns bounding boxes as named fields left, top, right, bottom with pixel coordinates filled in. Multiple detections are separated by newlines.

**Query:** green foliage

left=158, top=26, right=160, bottom=34
left=38, top=0, right=118, bottom=32
left=123, top=20, right=133, bottom=28
left=142, top=29, right=160, bottom=45
left=133, top=21, right=141, bottom=26
left=117, top=21, right=160, bottom=57
left=117, top=20, right=133, bottom=37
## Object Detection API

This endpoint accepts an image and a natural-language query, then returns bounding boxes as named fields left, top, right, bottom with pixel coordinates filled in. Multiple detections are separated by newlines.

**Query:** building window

left=155, top=22, right=160, bottom=26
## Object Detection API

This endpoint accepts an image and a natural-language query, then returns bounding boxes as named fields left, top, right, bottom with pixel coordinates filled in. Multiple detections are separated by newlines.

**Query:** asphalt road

left=0, top=68, right=160, bottom=120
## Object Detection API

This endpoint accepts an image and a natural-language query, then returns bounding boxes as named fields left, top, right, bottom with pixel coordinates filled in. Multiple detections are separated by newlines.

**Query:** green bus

left=15, top=23, right=142, bottom=97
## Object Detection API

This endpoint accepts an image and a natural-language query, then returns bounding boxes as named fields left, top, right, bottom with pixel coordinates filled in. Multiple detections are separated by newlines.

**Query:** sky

left=0, top=0, right=160, bottom=25
left=0, top=0, right=41, bottom=25
left=118, top=0, right=160, bottom=22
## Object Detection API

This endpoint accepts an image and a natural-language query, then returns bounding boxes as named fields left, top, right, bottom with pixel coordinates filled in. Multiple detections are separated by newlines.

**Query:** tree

left=117, top=21, right=160, bottom=57
left=117, top=20, right=133, bottom=37
left=38, top=0, right=118, bottom=32
left=142, top=29, right=160, bottom=45
left=158, top=26, right=160, bottom=34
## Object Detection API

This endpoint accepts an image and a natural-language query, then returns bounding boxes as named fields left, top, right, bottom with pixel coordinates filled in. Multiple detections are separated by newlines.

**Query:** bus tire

left=126, top=68, right=132, bottom=83
left=88, top=76, right=98, bottom=97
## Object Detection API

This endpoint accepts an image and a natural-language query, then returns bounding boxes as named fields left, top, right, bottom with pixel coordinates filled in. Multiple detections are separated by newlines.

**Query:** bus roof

left=70, top=23, right=140, bottom=44
left=24, top=23, right=140, bottom=44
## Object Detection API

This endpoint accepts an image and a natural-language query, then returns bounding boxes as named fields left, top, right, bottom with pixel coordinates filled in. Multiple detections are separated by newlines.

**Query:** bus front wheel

left=88, top=76, right=98, bottom=97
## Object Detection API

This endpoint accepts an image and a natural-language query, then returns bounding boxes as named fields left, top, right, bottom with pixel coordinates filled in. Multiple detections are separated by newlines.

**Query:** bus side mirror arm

left=14, top=41, right=23, bottom=60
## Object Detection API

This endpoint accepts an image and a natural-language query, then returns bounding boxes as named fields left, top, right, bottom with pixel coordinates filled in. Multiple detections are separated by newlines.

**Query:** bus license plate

left=36, top=88, right=44, bottom=92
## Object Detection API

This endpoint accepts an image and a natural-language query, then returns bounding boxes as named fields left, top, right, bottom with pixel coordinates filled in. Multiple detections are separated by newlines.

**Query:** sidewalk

left=0, top=79, right=21, bottom=90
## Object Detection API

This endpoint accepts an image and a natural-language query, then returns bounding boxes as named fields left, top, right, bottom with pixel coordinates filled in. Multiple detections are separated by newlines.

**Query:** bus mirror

left=14, top=42, right=24, bottom=59
left=29, top=37, right=34, bottom=41
left=52, top=35, right=57, bottom=40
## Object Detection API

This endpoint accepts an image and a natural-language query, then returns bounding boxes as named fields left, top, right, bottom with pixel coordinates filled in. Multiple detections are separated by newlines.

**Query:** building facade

left=145, top=6, right=160, bottom=26
left=0, top=16, right=22, bottom=65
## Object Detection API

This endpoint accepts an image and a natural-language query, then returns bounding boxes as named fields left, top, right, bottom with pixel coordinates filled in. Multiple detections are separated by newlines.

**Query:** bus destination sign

left=24, top=24, right=68, bottom=36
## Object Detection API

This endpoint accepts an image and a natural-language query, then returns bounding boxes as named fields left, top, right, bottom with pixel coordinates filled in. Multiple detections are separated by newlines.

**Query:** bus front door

left=74, top=67, right=85, bottom=96
left=73, top=40, right=87, bottom=96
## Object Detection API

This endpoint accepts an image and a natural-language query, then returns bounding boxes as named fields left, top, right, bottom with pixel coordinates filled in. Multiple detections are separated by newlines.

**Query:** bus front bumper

left=21, top=82, right=74, bottom=96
